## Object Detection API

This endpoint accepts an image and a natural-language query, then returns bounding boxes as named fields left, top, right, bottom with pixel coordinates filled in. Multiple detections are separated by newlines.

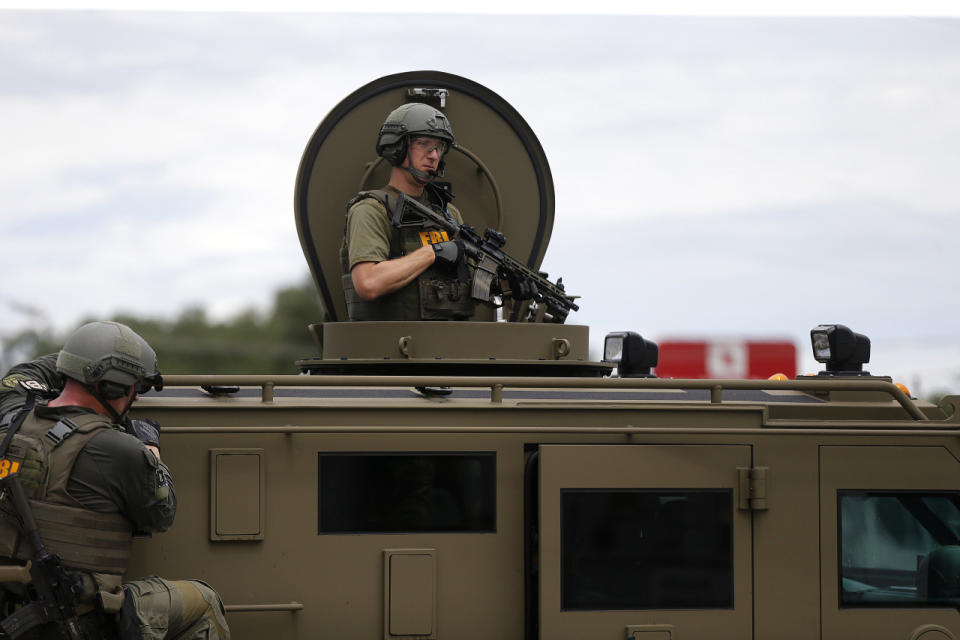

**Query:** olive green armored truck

left=123, top=72, right=960, bottom=640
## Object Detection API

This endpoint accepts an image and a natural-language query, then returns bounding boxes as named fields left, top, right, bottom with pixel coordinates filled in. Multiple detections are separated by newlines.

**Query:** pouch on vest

left=418, top=274, right=475, bottom=320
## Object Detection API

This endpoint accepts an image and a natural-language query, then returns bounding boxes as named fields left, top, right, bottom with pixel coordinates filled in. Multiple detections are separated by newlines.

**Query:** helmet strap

left=406, top=165, right=434, bottom=185
left=86, top=382, right=134, bottom=424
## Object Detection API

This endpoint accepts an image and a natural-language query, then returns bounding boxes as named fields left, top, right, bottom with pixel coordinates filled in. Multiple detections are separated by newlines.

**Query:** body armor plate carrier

left=341, top=189, right=476, bottom=322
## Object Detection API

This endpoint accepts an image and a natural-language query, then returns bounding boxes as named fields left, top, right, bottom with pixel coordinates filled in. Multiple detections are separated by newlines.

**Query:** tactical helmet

left=376, top=103, right=454, bottom=167
left=56, top=321, right=162, bottom=395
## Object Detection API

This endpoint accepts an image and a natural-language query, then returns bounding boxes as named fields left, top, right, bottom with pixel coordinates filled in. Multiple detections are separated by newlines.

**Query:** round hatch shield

left=294, top=70, right=555, bottom=323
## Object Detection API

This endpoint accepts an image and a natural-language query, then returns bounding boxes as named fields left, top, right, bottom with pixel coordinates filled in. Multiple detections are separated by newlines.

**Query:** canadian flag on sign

left=655, top=340, right=797, bottom=379
left=706, top=342, right=748, bottom=378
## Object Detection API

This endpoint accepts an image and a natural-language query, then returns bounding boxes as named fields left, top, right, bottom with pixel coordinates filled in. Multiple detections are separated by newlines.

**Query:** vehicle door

left=538, top=444, right=754, bottom=640
left=820, top=445, right=960, bottom=639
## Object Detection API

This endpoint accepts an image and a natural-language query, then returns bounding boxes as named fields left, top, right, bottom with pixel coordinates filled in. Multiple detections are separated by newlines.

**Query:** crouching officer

left=340, top=102, right=476, bottom=321
left=0, top=321, right=230, bottom=639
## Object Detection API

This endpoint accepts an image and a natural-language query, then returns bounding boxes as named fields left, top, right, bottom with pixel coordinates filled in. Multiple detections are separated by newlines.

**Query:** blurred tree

left=0, top=277, right=323, bottom=375
left=0, top=327, right=61, bottom=369
left=923, top=389, right=954, bottom=415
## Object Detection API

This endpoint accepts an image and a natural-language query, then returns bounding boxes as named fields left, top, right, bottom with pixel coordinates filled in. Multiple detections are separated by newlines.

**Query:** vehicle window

left=561, top=489, right=733, bottom=610
left=839, top=491, right=960, bottom=607
left=318, top=452, right=496, bottom=534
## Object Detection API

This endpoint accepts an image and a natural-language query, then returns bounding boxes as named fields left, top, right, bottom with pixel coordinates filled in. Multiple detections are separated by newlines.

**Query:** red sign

left=655, top=340, right=797, bottom=379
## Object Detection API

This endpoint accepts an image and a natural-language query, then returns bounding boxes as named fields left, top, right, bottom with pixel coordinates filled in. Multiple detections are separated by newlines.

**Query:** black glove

left=432, top=240, right=465, bottom=269
left=127, top=418, right=161, bottom=448
left=509, top=274, right=539, bottom=300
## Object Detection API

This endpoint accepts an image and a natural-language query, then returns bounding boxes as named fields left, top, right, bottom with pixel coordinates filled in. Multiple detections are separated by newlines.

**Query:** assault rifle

left=0, top=393, right=87, bottom=639
left=0, top=475, right=88, bottom=640
left=392, top=193, right=579, bottom=324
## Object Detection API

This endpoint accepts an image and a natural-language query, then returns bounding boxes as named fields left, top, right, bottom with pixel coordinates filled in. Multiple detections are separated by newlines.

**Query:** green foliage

left=2, top=277, right=324, bottom=375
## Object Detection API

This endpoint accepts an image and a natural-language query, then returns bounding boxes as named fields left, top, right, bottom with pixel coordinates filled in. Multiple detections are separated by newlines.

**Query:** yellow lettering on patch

left=0, top=459, right=20, bottom=479
left=418, top=230, right=451, bottom=246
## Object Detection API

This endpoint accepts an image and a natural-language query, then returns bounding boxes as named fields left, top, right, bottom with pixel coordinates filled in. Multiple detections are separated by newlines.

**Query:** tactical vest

left=0, top=409, right=134, bottom=605
left=341, top=189, right=476, bottom=322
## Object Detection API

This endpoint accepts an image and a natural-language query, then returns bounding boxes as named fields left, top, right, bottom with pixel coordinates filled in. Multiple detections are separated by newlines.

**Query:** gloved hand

left=432, top=240, right=465, bottom=269
left=509, top=274, right=539, bottom=300
left=127, top=418, right=162, bottom=448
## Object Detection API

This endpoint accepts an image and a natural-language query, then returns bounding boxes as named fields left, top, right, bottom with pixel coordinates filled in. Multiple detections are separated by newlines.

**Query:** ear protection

left=98, top=380, right=131, bottom=400
left=379, top=137, right=407, bottom=167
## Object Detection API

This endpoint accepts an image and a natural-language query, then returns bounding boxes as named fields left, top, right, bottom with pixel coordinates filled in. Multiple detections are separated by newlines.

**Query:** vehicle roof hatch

left=294, top=70, right=556, bottom=323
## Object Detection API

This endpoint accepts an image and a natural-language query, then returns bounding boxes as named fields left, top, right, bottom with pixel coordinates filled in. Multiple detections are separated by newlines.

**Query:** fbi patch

left=419, top=230, right=450, bottom=246
left=0, top=459, right=20, bottom=479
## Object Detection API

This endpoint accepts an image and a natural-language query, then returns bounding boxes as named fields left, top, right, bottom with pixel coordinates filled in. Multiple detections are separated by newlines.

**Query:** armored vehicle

left=120, top=72, right=960, bottom=640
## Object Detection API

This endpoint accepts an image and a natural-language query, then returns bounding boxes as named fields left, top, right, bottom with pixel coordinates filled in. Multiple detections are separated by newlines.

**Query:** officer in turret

left=340, top=103, right=475, bottom=321
left=0, top=321, right=230, bottom=639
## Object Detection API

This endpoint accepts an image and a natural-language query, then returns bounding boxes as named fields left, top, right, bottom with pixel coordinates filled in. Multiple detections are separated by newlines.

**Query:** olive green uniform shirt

left=343, top=185, right=464, bottom=272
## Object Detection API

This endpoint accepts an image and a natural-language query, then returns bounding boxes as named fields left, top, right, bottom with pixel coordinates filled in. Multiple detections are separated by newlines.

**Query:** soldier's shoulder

left=1, top=353, right=61, bottom=391
left=347, top=195, right=393, bottom=237
left=87, top=426, right=148, bottom=458
left=446, top=201, right=464, bottom=222
left=35, top=406, right=119, bottom=436
left=348, top=190, right=390, bottom=214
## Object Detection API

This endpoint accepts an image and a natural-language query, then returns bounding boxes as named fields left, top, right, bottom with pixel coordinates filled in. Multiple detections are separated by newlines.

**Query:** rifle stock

left=392, top=194, right=579, bottom=323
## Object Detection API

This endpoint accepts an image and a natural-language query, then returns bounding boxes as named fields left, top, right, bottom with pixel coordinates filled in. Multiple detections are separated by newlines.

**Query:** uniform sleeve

left=68, top=430, right=177, bottom=534
left=0, top=354, right=63, bottom=419
left=346, top=200, right=394, bottom=270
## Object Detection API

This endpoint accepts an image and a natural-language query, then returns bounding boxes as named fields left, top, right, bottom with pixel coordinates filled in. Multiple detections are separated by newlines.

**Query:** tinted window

left=840, top=491, right=960, bottom=607
left=318, top=452, right=496, bottom=533
left=562, top=489, right=733, bottom=610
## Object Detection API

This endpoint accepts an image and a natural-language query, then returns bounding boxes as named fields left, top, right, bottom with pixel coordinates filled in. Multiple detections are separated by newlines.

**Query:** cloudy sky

left=1, top=7, right=958, bottom=395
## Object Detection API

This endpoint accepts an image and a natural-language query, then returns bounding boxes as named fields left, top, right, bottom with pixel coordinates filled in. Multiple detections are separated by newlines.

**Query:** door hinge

left=737, top=466, right=769, bottom=511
